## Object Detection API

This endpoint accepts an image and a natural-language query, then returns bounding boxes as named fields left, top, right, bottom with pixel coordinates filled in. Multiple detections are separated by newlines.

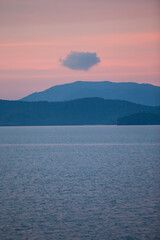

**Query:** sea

left=0, top=126, right=160, bottom=240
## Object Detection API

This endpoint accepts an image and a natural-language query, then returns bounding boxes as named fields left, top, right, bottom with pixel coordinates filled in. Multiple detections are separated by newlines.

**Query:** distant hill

left=20, top=81, right=160, bottom=106
left=0, top=98, right=160, bottom=126
left=117, top=112, right=160, bottom=125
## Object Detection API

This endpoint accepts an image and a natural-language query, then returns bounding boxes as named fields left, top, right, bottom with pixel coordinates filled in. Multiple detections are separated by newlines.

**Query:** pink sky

left=0, top=0, right=160, bottom=99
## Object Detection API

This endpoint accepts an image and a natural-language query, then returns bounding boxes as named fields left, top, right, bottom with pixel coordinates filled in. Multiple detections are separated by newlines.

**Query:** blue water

left=0, top=126, right=160, bottom=240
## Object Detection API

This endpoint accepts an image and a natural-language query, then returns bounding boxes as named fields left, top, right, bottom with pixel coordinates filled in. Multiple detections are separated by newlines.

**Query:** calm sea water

left=0, top=126, right=160, bottom=240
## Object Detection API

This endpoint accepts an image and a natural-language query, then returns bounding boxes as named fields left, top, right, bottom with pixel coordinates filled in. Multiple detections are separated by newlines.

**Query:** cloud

left=60, top=51, right=101, bottom=71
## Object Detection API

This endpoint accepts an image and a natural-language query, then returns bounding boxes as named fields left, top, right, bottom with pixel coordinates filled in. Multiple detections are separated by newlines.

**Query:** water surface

left=0, top=126, right=160, bottom=239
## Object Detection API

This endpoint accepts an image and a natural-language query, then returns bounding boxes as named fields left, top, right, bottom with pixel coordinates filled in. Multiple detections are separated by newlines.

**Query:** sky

left=0, top=0, right=160, bottom=100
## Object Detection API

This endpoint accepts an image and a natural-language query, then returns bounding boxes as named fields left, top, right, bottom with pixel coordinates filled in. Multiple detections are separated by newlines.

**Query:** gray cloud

left=60, top=51, right=101, bottom=71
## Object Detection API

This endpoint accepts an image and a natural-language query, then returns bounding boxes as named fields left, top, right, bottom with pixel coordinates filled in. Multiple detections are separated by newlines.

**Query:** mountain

left=20, top=81, right=160, bottom=106
left=0, top=98, right=160, bottom=126
left=117, top=112, right=160, bottom=125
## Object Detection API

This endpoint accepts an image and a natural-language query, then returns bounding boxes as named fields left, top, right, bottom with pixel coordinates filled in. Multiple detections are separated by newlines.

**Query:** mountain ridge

left=0, top=97, right=160, bottom=126
left=117, top=112, right=160, bottom=125
left=20, top=81, right=160, bottom=106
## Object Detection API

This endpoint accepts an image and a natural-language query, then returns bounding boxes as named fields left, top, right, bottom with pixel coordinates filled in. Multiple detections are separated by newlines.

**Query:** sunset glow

left=0, top=0, right=160, bottom=99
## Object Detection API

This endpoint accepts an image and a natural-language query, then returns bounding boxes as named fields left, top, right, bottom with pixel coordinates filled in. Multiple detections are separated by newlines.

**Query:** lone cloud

left=60, top=51, right=101, bottom=71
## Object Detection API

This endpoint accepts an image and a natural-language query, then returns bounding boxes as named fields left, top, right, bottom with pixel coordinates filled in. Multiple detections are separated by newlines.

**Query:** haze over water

left=0, top=126, right=160, bottom=240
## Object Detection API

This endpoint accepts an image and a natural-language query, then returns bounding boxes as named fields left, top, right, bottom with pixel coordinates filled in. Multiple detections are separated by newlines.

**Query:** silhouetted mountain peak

left=20, top=81, right=160, bottom=106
